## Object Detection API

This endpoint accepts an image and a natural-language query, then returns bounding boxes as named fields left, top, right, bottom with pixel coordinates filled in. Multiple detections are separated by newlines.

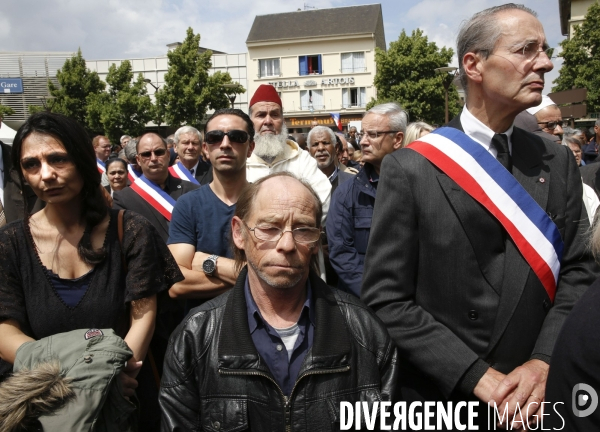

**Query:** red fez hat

left=250, top=84, right=282, bottom=108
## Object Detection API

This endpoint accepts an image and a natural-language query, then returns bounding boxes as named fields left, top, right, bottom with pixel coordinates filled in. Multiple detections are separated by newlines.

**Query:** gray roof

left=246, top=4, right=384, bottom=44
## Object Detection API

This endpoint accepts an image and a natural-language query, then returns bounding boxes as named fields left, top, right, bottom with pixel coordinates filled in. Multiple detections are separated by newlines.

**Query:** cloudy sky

left=2, top=0, right=565, bottom=92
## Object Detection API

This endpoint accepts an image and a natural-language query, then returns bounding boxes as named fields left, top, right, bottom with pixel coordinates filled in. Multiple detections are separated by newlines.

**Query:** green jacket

left=14, top=328, right=137, bottom=432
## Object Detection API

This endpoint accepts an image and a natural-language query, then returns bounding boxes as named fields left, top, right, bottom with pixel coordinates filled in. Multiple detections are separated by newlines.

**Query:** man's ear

left=394, top=132, right=404, bottom=150
left=463, top=52, right=483, bottom=85
left=231, top=216, right=245, bottom=250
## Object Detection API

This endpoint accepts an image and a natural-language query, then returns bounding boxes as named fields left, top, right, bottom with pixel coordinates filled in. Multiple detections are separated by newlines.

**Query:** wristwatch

left=202, top=254, right=219, bottom=276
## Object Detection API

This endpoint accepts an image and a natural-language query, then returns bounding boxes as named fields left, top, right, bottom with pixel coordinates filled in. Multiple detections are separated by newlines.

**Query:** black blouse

left=0, top=209, right=183, bottom=379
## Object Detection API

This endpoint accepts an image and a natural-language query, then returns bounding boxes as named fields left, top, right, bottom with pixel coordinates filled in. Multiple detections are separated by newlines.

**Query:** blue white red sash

left=97, top=158, right=106, bottom=174
left=128, top=164, right=142, bottom=183
left=130, top=175, right=176, bottom=221
left=408, top=127, right=564, bottom=302
left=168, top=162, right=200, bottom=185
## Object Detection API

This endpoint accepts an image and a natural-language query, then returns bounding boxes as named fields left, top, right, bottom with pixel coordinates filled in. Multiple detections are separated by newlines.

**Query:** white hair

left=253, top=124, right=289, bottom=163
left=174, top=126, right=202, bottom=144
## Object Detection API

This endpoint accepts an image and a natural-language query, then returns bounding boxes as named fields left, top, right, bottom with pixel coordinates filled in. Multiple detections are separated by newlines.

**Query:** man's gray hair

left=174, top=126, right=202, bottom=144
left=365, top=102, right=409, bottom=133
left=307, top=126, right=336, bottom=148
left=595, top=118, right=600, bottom=127
left=457, top=4, right=537, bottom=91
left=124, top=139, right=138, bottom=163
left=120, top=135, right=131, bottom=143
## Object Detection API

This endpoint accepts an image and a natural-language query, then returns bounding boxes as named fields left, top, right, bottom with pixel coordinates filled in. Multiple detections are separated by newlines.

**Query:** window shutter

left=299, top=56, right=308, bottom=76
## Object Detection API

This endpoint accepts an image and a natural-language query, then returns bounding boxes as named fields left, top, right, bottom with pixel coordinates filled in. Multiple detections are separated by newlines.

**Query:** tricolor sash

left=128, top=164, right=142, bottom=183
left=97, top=159, right=106, bottom=174
left=130, top=175, right=176, bottom=221
left=168, top=162, right=200, bottom=185
left=408, top=127, right=564, bottom=302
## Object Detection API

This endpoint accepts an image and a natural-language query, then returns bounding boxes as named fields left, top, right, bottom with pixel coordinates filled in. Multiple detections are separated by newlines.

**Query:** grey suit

left=112, top=174, right=199, bottom=242
left=362, top=118, right=598, bottom=412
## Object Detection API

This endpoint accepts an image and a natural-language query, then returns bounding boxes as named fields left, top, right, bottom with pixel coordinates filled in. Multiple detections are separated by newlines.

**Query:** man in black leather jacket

left=159, top=172, right=399, bottom=431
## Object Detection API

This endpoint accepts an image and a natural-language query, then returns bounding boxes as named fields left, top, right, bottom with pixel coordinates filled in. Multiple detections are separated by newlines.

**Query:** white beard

left=254, top=124, right=289, bottom=163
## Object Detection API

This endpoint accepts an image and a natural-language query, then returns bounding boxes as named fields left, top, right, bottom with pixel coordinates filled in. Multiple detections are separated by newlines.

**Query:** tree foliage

left=155, top=27, right=245, bottom=129
left=370, top=29, right=461, bottom=125
left=86, top=61, right=154, bottom=143
left=39, top=49, right=105, bottom=125
left=0, top=104, right=15, bottom=118
left=553, top=2, right=600, bottom=113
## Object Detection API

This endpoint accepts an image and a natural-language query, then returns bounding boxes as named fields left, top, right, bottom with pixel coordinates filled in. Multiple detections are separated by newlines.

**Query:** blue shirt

left=244, top=277, right=315, bottom=396
left=168, top=185, right=235, bottom=257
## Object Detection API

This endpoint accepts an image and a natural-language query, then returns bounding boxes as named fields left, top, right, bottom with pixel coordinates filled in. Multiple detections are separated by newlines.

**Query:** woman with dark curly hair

left=0, top=113, right=183, bottom=404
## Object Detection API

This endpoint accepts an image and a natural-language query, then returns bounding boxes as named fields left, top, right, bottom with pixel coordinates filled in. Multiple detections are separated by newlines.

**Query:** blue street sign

left=0, top=78, right=23, bottom=94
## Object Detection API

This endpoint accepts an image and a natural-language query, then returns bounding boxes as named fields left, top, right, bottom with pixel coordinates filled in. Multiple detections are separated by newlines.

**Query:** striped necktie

left=0, top=198, right=6, bottom=227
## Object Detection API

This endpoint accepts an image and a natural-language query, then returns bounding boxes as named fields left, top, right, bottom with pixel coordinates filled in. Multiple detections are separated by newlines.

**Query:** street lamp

left=143, top=78, right=160, bottom=91
left=434, top=66, right=458, bottom=124
left=222, top=83, right=238, bottom=108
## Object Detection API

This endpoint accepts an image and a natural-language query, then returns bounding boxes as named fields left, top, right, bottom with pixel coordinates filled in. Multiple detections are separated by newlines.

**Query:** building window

left=300, top=89, right=324, bottom=110
left=259, top=58, right=280, bottom=78
left=342, top=87, right=366, bottom=108
left=299, top=55, right=322, bottom=76
left=341, top=52, right=366, bottom=73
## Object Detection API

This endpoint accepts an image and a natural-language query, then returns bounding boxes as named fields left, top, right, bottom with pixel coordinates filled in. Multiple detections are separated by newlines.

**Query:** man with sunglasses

left=160, top=172, right=399, bottom=431
left=527, top=95, right=564, bottom=142
left=167, top=109, right=254, bottom=308
left=113, top=132, right=199, bottom=242
left=326, top=102, right=405, bottom=297
left=362, top=4, right=597, bottom=429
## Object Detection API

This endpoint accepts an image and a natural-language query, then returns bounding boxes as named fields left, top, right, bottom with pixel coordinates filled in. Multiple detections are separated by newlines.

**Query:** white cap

left=526, top=95, right=556, bottom=115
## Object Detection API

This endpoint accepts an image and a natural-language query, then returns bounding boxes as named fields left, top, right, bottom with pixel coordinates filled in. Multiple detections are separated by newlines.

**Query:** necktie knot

left=190, top=168, right=195, bottom=176
left=492, top=133, right=512, bottom=172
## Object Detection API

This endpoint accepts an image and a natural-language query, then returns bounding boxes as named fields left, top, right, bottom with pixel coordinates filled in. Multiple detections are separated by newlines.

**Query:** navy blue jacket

left=326, top=164, right=377, bottom=297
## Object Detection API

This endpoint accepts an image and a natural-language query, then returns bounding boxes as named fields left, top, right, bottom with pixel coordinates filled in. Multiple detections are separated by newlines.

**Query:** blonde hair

left=403, top=122, right=434, bottom=146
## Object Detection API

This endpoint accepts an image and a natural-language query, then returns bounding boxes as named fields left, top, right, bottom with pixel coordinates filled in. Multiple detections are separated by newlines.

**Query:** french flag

left=330, top=112, right=342, bottom=131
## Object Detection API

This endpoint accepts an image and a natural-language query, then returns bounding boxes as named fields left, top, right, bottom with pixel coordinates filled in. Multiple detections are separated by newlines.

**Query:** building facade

left=246, top=4, right=385, bottom=132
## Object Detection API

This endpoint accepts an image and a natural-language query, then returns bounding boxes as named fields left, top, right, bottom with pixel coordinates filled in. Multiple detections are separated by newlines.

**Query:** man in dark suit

left=173, top=126, right=211, bottom=185
left=113, top=132, right=199, bottom=242
left=362, top=4, right=598, bottom=429
left=1, top=140, right=37, bottom=226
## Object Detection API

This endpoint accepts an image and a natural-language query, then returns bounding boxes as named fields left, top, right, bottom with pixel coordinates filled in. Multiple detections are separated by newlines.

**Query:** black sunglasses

left=138, top=148, right=167, bottom=158
left=537, top=121, right=563, bottom=130
left=205, top=130, right=249, bottom=145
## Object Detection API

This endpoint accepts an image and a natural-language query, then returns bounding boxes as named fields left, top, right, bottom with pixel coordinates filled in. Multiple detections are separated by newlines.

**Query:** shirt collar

left=190, top=160, right=200, bottom=176
left=245, top=275, right=314, bottom=334
left=328, top=165, right=339, bottom=183
left=460, top=106, right=514, bottom=155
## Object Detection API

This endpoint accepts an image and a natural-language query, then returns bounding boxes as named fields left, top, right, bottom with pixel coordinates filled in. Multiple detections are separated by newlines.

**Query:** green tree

left=86, top=60, right=154, bottom=143
left=155, top=28, right=245, bottom=129
left=31, top=49, right=105, bottom=125
left=370, top=29, right=461, bottom=124
left=553, top=2, right=600, bottom=113
left=0, top=104, right=15, bottom=118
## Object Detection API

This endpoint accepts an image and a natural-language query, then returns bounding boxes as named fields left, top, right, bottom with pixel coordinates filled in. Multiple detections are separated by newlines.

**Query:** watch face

left=203, top=259, right=216, bottom=274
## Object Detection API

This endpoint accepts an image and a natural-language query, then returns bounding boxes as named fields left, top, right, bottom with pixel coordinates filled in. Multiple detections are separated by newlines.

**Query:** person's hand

left=489, top=359, right=549, bottom=429
left=119, top=360, right=142, bottom=398
left=473, top=367, right=507, bottom=403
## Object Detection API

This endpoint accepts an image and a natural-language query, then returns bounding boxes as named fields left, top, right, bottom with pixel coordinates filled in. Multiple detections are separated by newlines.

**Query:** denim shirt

left=244, top=277, right=315, bottom=396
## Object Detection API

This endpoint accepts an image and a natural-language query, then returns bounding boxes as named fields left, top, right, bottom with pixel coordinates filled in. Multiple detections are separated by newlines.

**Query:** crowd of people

left=1, top=3, right=600, bottom=431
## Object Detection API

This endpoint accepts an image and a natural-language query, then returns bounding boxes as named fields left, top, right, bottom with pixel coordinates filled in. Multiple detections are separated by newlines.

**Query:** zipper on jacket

left=219, top=365, right=350, bottom=431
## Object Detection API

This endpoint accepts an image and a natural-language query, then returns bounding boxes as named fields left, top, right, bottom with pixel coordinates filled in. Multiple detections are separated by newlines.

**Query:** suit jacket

left=362, top=117, right=598, bottom=403
left=1, top=142, right=37, bottom=223
left=112, top=174, right=199, bottom=242
left=580, top=162, right=600, bottom=199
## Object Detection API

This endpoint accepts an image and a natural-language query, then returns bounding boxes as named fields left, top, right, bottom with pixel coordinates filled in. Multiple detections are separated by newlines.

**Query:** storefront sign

left=304, top=80, right=318, bottom=87
left=268, top=80, right=299, bottom=88
left=286, top=115, right=363, bottom=128
left=321, top=77, right=355, bottom=85
left=0, top=78, right=23, bottom=94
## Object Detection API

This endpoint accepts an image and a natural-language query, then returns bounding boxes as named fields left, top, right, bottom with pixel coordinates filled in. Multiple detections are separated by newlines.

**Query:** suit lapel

left=485, top=128, right=550, bottom=354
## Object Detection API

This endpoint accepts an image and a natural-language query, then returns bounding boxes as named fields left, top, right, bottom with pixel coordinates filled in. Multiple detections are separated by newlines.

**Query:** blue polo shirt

left=244, top=277, right=315, bottom=396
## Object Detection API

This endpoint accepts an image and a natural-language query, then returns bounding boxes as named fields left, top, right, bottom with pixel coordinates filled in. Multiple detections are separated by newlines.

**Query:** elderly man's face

left=337, top=135, right=350, bottom=165
left=360, top=113, right=403, bottom=171
left=568, top=142, right=582, bottom=166
left=176, top=132, right=201, bottom=164
left=232, top=177, right=319, bottom=291
left=536, top=106, right=563, bottom=136
left=251, top=102, right=284, bottom=136
left=477, top=10, right=553, bottom=114
left=309, top=131, right=335, bottom=171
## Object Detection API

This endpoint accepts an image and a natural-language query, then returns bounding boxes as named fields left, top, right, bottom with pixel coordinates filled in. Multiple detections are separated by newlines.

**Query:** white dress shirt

left=460, top=106, right=514, bottom=157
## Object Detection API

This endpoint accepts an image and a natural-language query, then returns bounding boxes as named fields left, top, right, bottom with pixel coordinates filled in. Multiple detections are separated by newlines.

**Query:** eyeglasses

left=138, top=148, right=167, bottom=159
left=205, top=130, right=249, bottom=145
left=362, top=130, right=399, bottom=140
left=243, top=221, right=321, bottom=244
left=488, top=42, right=553, bottom=63
left=538, top=121, right=563, bottom=130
